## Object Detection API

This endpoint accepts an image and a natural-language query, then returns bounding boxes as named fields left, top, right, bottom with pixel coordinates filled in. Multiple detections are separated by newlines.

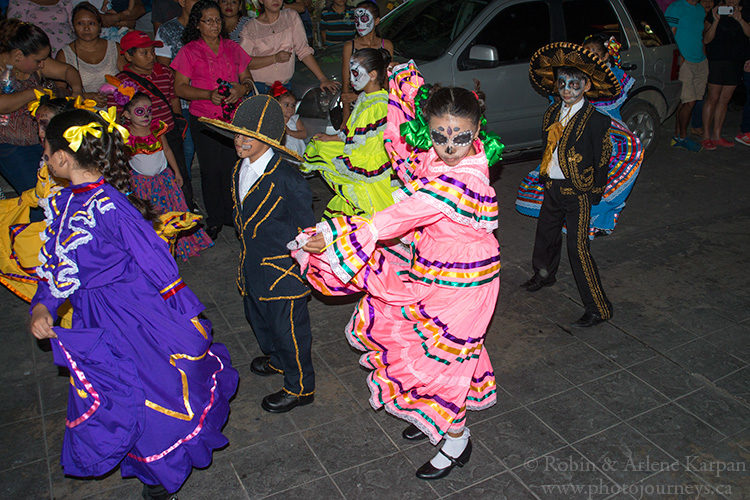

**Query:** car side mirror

left=469, top=44, right=499, bottom=63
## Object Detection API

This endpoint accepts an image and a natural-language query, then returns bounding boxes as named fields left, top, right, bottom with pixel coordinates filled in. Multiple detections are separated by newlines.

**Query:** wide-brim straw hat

left=199, top=95, right=303, bottom=162
left=529, top=42, right=621, bottom=101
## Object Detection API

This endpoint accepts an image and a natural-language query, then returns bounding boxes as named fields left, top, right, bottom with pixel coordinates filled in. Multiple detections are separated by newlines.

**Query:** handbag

left=120, top=70, right=188, bottom=139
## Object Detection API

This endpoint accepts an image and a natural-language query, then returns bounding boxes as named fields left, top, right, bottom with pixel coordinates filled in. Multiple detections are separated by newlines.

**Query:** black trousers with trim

left=189, top=115, right=236, bottom=228
left=532, top=179, right=613, bottom=319
left=243, top=294, right=315, bottom=395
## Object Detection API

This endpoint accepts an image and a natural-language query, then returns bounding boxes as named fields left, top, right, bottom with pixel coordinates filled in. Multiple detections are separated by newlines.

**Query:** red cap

left=120, top=30, right=164, bottom=53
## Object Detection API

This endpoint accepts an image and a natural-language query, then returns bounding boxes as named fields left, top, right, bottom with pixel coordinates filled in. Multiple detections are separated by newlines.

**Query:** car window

left=621, top=0, right=672, bottom=47
left=379, top=0, right=492, bottom=61
left=460, top=1, right=551, bottom=69
left=562, top=0, right=627, bottom=49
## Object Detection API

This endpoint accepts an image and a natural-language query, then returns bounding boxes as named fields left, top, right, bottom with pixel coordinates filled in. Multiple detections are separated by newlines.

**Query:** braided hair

left=45, top=109, right=157, bottom=223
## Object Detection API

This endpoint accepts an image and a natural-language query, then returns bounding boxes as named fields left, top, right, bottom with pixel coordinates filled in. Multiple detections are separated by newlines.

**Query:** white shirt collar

left=242, top=147, right=275, bottom=177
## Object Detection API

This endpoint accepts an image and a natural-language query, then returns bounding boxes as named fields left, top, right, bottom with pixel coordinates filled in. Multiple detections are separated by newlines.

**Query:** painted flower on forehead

left=353, top=7, right=375, bottom=37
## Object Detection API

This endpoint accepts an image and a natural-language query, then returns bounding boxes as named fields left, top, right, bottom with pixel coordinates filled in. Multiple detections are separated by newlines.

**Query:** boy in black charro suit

left=522, top=42, right=621, bottom=328
left=201, top=95, right=315, bottom=413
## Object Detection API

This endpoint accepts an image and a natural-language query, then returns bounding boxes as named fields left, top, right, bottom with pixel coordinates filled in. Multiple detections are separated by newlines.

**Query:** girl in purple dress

left=29, top=108, right=238, bottom=499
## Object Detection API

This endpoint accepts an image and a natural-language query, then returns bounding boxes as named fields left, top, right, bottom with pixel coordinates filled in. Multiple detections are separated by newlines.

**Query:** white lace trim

left=393, top=189, right=498, bottom=233
left=36, top=189, right=115, bottom=299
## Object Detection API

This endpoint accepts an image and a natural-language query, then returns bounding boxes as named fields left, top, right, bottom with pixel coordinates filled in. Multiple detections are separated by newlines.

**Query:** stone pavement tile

left=335, top=366, right=375, bottom=414
left=49, top=460, right=138, bottom=499
left=527, top=388, right=620, bottom=443
left=626, top=321, right=699, bottom=355
left=202, top=303, right=231, bottom=333
left=208, top=287, right=248, bottom=332
left=675, top=437, right=750, bottom=497
left=571, top=422, right=673, bottom=487
left=715, top=367, right=749, bottom=403
left=32, top=339, right=63, bottom=380
left=314, top=336, right=363, bottom=376
left=221, top=366, right=296, bottom=452
left=702, top=324, right=750, bottom=365
left=330, top=451, right=439, bottom=500
left=284, top=362, right=361, bottom=431
left=570, top=323, right=656, bottom=368
left=38, top=369, right=71, bottom=416
left=627, top=355, right=705, bottom=400
left=488, top=319, right=578, bottom=368
left=230, top=432, right=327, bottom=498
left=0, top=378, right=40, bottom=424
left=444, top=472, right=537, bottom=499
left=215, top=331, right=252, bottom=368
left=662, top=305, right=737, bottom=337
left=265, top=476, right=343, bottom=499
left=470, top=386, right=523, bottom=425
left=0, top=417, right=46, bottom=472
left=301, top=410, right=398, bottom=474
left=626, top=403, right=727, bottom=462
left=513, top=446, right=619, bottom=499
left=544, top=341, right=620, bottom=385
left=494, top=358, right=574, bottom=405
left=666, top=339, right=745, bottom=382
left=635, top=468, right=726, bottom=500
left=0, top=459, right=49, bottom=499
left=399, top=437, right=506, bottom=497
left=472, top=407, right=566, bottom=469
left=674, top=387, right=750, bottom=438
left=177, top=456, right=249, bottom=499
left=43, top=410, right=65, bottom=458
left=579, top=370, right=669, bottom=420
left=308, top=296, right=359, bottom=346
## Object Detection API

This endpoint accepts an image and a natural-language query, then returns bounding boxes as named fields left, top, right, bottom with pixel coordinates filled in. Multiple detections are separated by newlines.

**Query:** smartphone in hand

left=717, top=6, right=734, bottom=15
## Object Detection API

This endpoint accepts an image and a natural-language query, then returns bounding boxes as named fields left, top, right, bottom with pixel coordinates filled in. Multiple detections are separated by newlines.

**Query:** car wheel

left=621, top=99, right=659, bottom=155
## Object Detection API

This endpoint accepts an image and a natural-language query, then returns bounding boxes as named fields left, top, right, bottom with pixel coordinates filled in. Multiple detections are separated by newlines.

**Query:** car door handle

left=621, top=63, right=637, bottom=71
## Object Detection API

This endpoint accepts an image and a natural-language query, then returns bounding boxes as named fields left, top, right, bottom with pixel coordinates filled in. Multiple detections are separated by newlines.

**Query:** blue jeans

left=0, top=143, right=42, bottom=195
left=181, top=108, right=195, bottom=179
left=742, top=71, right=750, bottom=134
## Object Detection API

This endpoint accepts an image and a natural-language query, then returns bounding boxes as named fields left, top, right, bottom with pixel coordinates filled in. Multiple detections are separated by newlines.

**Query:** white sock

left=430, top=428, right=470, bottom=469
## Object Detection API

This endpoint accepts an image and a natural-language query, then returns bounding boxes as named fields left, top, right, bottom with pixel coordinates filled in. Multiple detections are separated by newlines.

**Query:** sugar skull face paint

left=556, top=74, right=589, bottom=105
left=349, top=59, right=371, bottom=91
left=428, top=114, right=478, bottom=166
left=354, top=7, right=375, bottom=37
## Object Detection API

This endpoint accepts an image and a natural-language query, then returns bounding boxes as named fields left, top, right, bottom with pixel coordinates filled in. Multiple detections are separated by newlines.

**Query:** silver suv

left=293, top=0, right=681, bottom=156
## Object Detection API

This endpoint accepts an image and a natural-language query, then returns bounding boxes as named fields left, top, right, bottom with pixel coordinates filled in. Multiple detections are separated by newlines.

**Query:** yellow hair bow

left=27, top=88, right=54, bottom=117
left=72, top=95, right=98, bottom=112
left=63, top=122, right=103, bottom=152
left=99, top=106, right=130, bottom=143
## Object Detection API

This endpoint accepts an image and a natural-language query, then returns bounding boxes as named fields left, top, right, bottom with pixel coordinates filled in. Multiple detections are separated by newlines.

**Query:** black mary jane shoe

left=261, top=389, right=314, bottom=413
left=402, top=423, right=428, bottom=441
left=250, top=356, right=282, bottom=377
left=571, top=312, right=607, bottom=328
left=520, top=275, right=556, bottom=292
left=416, top=439, right=472, bottom=480
left=206, top=225, right=221, bottom=241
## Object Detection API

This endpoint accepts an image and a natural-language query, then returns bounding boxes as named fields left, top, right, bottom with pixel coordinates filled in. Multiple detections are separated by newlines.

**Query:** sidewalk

left=1, top=115, right=748, bottom=499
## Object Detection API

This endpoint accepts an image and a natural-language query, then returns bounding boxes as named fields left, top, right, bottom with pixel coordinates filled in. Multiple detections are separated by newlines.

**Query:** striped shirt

left=113, top=63, right=177, bottom=131
left=320, top=8, right=356, bottom=46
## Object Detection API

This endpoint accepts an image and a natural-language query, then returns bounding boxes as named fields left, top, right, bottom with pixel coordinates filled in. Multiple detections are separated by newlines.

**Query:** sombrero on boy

left=529, top=42, right=621, bottom=100
left=199, top=95, right=303, bottom=162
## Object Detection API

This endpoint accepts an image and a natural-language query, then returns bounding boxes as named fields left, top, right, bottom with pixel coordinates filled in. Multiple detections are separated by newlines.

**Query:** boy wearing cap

left=201, top=95, right=316, bottom=413
left=522, top=42, right=618, bottom=328
left=114, top=30, right=194, bottom=209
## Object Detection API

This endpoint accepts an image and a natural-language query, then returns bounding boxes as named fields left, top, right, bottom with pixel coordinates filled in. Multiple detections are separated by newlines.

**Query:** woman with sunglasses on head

left=171, top=0, right=254, bottom=240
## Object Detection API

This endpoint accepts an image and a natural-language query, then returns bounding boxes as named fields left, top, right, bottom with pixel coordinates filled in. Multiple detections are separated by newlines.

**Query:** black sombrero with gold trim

left=529, top=42, right=621, bottom=100
left=199, top=95, right=303, bottom=162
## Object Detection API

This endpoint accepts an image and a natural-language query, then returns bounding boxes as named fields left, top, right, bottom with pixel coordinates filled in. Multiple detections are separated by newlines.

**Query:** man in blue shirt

left=665, top=0, right=708, bottom=152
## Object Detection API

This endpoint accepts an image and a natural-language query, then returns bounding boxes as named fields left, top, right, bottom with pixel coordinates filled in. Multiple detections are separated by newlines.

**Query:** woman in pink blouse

left=239, top=0, right=338, bottom=94
left=171, top=0, right=253, bottom=240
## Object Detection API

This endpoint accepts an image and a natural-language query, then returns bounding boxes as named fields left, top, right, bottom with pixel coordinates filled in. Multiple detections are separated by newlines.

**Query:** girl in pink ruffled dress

left=290, top=62, right=504, bottom=480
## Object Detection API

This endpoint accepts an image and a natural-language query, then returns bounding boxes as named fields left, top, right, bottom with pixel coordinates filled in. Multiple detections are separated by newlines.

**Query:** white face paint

left=354, top=7, right=375, bottom=37
left=349, top=59, right=371, bottom=91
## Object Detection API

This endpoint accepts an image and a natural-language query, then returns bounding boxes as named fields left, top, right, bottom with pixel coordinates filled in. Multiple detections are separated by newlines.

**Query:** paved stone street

left=2, top=110, right=749, bottom=499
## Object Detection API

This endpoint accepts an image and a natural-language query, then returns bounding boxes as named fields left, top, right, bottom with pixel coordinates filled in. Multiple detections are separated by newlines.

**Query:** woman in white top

left=55, top=2, right=124, bottom=105
left=239, top=0, right=338, bottom=95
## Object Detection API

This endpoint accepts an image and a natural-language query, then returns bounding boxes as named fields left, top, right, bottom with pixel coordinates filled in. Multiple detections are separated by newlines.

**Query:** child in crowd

left=516, top=35, right=643, bottom=238
left=122, top=93, right=213, bottom=260
left=340, top=0, right=393, bottom=121
left=200, top=95, right=315, bottom=414
left=521, top=42, right=618, bottom=328
left=289, top=62, right=504, bottom=479
left=29, top=108, right=237, bottom=500
left=301, top=48, right=393, bottom=218
left=271, top=81, right=307, bottom=161
left=320, top=0, right=355, bottom=47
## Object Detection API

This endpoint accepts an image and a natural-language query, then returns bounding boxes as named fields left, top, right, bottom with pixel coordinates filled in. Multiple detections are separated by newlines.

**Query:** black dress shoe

left=402, top=423, right=428, bottom=441
left=520, top=276, right=556, bottom=292
left=571, top=312, right=607, bottom=328
left=250, top=356, right=282, bottom=376
left=416, top=439, right=472, bottom=480
left=261, top=389, right=314, bottom=413
left=206, top=225, right=221, bottom=241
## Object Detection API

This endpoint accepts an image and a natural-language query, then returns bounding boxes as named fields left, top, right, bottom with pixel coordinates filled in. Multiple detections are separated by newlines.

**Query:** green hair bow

left=400, top=85, right=505, bottom=165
